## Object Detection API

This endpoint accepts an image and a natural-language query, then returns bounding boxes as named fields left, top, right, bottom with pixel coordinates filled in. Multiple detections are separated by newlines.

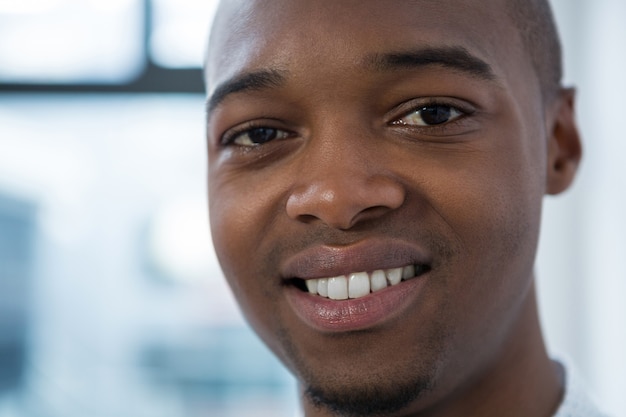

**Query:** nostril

left=358, top=204, right=399, bottom=219
left=293, top=214, right=319, bottom=224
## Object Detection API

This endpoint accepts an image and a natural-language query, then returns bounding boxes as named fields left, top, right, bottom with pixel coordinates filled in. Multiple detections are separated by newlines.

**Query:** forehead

left=206, top=0, right=528, bottom=102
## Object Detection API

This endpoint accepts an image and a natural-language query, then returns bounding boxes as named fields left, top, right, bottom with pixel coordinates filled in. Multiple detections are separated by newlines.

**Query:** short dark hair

left=508, top=0, right=563, bottom=100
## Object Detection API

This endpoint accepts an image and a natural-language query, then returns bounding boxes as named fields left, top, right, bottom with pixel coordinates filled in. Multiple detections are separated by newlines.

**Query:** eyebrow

left=206, top=47, right=496, bottom=116
left=206, top=69, right=286, bottom=115
left=364, top=46, right=497, bottom=81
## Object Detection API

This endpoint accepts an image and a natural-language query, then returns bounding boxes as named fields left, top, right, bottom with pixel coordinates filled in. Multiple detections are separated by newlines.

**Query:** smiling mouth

left=293, top=264, right=430, bottom=301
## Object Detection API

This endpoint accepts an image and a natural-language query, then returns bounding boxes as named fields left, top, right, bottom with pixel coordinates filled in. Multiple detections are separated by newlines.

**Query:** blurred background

left=0, top=0, right=624, bottom=416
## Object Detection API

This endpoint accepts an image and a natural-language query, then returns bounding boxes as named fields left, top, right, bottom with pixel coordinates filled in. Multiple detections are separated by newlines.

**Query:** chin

left=276, top=325, right=451, bottom=417
left=303, top=372, right=435, bottom=417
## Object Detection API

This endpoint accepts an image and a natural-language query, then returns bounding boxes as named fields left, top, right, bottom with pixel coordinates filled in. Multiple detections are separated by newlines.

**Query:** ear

left=545, top=88, right=582, bottom=195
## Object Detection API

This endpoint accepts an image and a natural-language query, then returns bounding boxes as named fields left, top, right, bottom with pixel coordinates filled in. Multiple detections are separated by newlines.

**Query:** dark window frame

left=0, top=0, right=205, bottom=94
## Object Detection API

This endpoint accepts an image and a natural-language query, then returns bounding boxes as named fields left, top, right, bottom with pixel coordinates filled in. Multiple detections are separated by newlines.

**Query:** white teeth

left=370, top=269, right=387, bottom=292
left=317, top=278, right=328, bottom=297
left=306, top=279, right=318, bottom=294
left=386, top=267, right=402, bottom=285
left=328, top=276, right=348, bottom=300
left=302, top=264, right=424, bottom=300
left=349, top=272, right=370, bottom=299
left=402, top=265, right=415, bottom=280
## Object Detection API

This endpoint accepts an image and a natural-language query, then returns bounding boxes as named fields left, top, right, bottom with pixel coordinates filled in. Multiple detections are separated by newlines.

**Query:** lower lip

left=285, top=275, right=428, bottom=332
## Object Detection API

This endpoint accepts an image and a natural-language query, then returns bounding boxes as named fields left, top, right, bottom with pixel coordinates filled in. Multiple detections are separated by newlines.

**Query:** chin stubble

left=274, top=324, right=450, bottom=417
left=304, top=372, right=435, bottom=417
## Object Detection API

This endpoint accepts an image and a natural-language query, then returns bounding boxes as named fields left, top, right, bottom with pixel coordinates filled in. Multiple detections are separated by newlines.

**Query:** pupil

left=249, top=127, right=277, bottom=144
left=421, top=106, right=451, bottom=125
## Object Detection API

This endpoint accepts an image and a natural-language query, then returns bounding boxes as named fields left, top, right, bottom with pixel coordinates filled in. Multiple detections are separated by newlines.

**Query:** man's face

left=206, top=0, right=558, bottom=415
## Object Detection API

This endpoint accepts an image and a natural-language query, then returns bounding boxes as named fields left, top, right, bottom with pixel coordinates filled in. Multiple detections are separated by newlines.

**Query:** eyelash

left=219, top=99, right=474, bottom=147
left=389, top=99, right=472, bottom=128
left=220, top=120, right=293, bottom=147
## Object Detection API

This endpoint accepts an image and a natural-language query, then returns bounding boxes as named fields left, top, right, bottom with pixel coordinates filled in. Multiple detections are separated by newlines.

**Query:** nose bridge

left=308, top=122, right=372, bottom=183
left=285, top=121, right=405, bottom=229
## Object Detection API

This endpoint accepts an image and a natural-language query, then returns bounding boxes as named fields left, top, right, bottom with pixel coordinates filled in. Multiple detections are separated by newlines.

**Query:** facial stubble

left=277, top=322, right=453, bottom=417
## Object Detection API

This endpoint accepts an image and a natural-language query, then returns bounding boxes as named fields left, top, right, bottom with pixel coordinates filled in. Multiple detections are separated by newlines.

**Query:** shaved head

left=508, top=0, right=563, bottom=100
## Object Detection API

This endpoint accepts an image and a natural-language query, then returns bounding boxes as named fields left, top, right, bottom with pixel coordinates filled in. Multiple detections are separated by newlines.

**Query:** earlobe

left=545, top=88, right=583, bottom=195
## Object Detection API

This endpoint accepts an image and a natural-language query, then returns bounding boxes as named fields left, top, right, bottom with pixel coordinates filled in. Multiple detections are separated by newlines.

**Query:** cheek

left=443, top=125, right=545, bottom=252
left=209, top=180, right=298, bottom=364
left=408, top=144, right=543, bottom=368
left=209, top=174, right=258, bottom=293
left=208, top=170, right=287, bottom=325
left=420, top=136, right=544, bottom=303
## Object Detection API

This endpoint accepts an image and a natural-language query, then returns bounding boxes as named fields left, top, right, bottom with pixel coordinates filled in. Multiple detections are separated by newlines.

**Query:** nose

left=285, top=139, right=405, bottom=230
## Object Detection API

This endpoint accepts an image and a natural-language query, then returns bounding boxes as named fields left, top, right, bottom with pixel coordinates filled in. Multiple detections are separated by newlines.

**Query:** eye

left=226, top=126, right=291, bottom=147
left=393, top=105, right=464, bottom=127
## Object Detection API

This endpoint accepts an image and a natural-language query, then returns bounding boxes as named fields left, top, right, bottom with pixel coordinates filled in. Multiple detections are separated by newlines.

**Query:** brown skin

left=205, top=1, right=582, bottom=416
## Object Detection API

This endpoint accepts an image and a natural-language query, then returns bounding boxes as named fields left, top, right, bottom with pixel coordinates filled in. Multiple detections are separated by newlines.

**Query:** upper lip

left=280, top=238, right=433, bottom=280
